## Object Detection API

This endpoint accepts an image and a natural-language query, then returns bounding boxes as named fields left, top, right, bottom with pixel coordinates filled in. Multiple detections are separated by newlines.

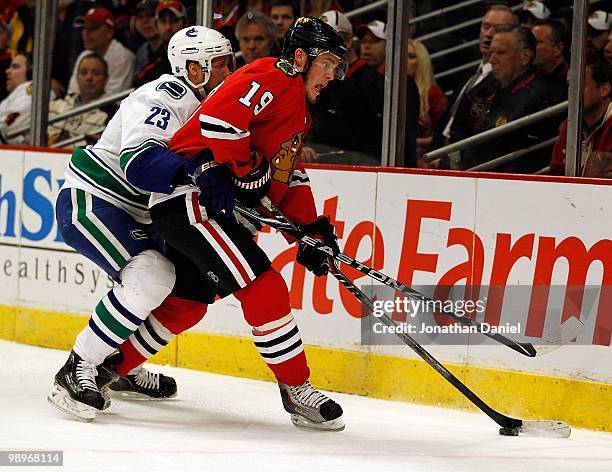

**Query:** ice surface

left=1, top=340, right=610, bottom=472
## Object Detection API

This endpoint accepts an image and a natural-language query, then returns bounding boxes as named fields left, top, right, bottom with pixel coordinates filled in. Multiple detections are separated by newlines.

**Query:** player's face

left=359, top=32, right=385, bottom=68
left=206, top=55, right=233, bottom=92
left=239, top=22, right=274, bottom=64
left=304, top=53, right=341, bottom=104
left=270, top=6, right=294, bottom=40
left=77, top=57, right=107, bottom=102
left=5, top=54, right=28, bottom=93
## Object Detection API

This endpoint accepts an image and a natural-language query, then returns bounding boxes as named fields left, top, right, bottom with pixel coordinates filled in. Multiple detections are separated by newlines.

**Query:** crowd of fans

left=0, top=0, right=609, bottom=177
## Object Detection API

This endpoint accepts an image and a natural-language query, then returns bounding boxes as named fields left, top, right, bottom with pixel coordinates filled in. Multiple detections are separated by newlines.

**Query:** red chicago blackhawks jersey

left=168, top=57, right=317, bottom=224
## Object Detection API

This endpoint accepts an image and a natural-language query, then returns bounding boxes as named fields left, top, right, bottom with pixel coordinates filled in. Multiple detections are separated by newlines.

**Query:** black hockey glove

left=233, top=154, right=271, bottom=209
left=183, top=150, right=235, bottom=216
left=296, top=216, right=339, bottom=277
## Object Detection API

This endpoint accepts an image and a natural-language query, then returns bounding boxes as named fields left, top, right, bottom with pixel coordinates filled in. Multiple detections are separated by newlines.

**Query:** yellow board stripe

left=1, top=305, right=610, bottom=432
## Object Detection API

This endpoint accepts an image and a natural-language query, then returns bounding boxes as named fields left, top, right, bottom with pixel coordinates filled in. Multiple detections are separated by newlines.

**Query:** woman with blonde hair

left=408, top=40, right=448, bottom=165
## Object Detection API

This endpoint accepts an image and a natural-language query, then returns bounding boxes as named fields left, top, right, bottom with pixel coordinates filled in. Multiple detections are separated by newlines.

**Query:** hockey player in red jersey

left=137, top=17, right=348, bottom=431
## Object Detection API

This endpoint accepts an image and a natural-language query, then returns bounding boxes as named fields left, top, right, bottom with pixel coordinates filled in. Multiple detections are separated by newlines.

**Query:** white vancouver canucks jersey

left=62, top=74, right=200, bottom=223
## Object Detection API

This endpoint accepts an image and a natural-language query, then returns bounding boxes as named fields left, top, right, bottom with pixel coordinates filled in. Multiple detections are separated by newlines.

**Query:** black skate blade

left=290, top=414, right=345, bottom=432
left=47, top=383, right=97, bottom=422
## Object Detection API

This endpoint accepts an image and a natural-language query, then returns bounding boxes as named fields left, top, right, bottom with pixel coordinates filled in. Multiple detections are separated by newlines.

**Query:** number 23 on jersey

left=144, top=106, right=171, bottom=130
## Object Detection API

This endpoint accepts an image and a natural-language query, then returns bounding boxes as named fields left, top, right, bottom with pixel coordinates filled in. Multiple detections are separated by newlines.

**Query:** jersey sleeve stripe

left=199, top=114, right=250, bottom=141
left=289, top=170, right=310, bottom=188
left=119, top=139, right=166, bottom=172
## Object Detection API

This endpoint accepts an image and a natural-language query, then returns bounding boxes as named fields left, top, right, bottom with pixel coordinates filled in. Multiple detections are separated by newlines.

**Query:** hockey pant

left=150, top=191, right=310, bottom=386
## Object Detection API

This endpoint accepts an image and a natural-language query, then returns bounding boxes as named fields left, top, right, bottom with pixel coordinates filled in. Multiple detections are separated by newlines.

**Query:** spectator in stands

left=53, top=0, right=98, bottom=91
left=304, top=10, right=357, bottom=162
left=587, top=11, right=611, bottom=59
left=550, top=59, right=611, bottom=178
left=518, top=1, right=550, bottom=29
left=133, top=1, right=169, bottom=87
left=320, top=10, right=358, bottom=69
left=407, top=40, right=448, bottom=165
left=306, top=0, right=343, bottom=19
left=246, top=0, right=270, bottom=15
left=532, top=19, right=568, bottom=102
left=127, top=0, right=158, bottom=53
left=235, top=11, right=276, bottom=67
left=48, top=53, right=116, bottom=148
left=68, top=7, right=135, bottom=96
left=605, top=30, right=612, bottom=64
left=343, top=20, right=419, bottom=166
left=0, top=17, right=12, bottom=102
left=0, top=52, right=55, bottom=144
left=156, top=0, right=187, bottom=44
left=270, top=0, right=296, bottom=50
left=215, top=0, right=245, bottom=51
left=463, top=25, right=558, bottom=172
left=8, top=0, right=34, bottom=56
left=431, top=5, right=518, bottom=166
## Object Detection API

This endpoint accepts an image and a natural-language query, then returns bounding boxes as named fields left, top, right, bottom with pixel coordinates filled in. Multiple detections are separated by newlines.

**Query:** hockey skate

left=279, top=381, right=344, bottom=431
left=48, top=350, right=110, bottom=422
left=102, top=351, right=177, bottom=400
left=109, top=367, right=177, bottom=400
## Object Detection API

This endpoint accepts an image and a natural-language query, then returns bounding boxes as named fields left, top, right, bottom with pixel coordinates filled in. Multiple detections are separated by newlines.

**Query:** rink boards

left=0, top=147, right=611, bottom=431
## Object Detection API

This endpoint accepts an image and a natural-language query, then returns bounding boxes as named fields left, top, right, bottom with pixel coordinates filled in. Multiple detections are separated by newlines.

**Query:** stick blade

left=533, top=316, right=585, bottom=356
left=520, top=420, right=571, bottom=438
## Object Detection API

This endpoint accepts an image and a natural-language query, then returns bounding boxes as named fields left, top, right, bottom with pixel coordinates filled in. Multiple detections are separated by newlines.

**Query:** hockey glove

left=296, top=216, right=339, bottom=277
left=232, top=154, right=271, bottom=209
left=183, top=150, right=235, bottom=216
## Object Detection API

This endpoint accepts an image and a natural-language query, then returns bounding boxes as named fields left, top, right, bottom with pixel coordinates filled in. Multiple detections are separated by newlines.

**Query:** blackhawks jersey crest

left=274, top=59, right=299, bottom=78
left=271, top=132, right=304, bottom=183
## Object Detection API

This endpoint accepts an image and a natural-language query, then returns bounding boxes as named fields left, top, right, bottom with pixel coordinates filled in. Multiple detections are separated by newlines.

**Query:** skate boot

left=48, top=350, right=106, bottom=422
left=278, top=381, right=344, bottom=431
left=106, top=350, right=177, bottom=400
left=110, top=368, right=177, bottom=399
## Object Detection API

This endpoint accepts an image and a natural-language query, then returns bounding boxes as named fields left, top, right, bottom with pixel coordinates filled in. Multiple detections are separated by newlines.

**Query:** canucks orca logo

left=186, top=27, right=198, bottom=37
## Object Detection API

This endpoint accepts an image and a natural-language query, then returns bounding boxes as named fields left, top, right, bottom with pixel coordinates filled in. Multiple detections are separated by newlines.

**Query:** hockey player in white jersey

left=49, top=26, right=235, bottom=422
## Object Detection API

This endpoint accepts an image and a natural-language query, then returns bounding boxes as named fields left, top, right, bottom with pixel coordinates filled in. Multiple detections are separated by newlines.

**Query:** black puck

left=499, top=427, right=520, bottom=436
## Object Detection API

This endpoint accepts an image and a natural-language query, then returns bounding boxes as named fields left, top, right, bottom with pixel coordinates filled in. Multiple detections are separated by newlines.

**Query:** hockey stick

left=235, top=201, right=584, bottom=358
left=242, top=201, right=571, bottom=437
left=327, top=262, right=571, bottom=437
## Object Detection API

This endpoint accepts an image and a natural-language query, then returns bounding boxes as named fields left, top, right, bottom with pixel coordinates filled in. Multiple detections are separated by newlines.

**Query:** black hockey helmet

left=281, top=16, right=348, bottom=79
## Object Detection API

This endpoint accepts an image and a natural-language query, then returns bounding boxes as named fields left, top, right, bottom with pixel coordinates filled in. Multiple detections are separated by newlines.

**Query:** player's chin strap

left=235, top=197, right=572, bottom=438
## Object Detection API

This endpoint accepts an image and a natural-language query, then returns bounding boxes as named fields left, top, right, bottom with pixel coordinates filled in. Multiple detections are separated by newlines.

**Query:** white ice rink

left=1, top=340, right=611, bottom=472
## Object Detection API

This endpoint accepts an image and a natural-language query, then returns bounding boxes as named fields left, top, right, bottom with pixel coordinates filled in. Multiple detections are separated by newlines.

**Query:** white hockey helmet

left=167, top=26, right=234, bottom=93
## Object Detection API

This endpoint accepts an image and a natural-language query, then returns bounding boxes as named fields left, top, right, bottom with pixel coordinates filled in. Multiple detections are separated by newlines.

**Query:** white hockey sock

left=74, top=287, right=149, bottom=365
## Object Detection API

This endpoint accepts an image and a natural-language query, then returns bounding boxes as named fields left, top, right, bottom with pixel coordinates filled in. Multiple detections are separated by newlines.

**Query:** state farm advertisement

left=0, top=149, right=611, bottom=381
